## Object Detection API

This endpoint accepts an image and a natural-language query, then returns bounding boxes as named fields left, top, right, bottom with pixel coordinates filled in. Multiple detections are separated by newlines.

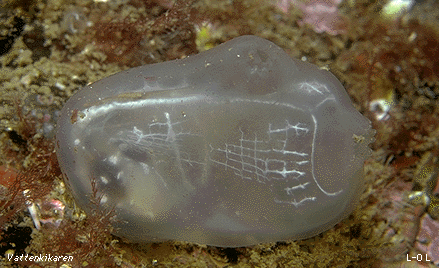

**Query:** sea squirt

left=56, top=35, right=374, bottom=247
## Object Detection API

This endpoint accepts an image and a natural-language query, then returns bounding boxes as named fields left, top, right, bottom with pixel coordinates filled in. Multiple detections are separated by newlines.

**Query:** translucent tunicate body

left=56, top=35, right=374, bottom=247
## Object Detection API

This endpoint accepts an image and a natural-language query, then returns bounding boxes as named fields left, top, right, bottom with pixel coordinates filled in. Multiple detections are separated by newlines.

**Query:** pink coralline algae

left=275, top=0, right=347, bottom=35
left=416, top=214, right=439, bottom=265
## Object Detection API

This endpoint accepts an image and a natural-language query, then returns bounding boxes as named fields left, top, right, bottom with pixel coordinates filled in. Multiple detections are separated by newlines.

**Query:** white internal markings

left=209, top=120, right=319, bottom=207
left=112, top=112, right=205, bottom=189
left=297, top=81, right=337, bottom=109
left=123, top=114, right=204, bottom=167
left=165, top=112, right=176, bottom=142
left=274, top=196, right=317, bottom=207
left=298, top=81, right=330, bottom=95
left=269, top=121, right=309, bottom=156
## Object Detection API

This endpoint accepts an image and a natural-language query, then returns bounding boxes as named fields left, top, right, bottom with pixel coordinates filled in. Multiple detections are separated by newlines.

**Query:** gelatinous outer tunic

left=56, top=35, right=374, bottom=247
